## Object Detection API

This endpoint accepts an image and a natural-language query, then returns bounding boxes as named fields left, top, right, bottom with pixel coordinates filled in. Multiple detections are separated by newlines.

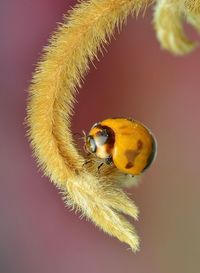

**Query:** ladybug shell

left=100, top=118, right=156, bottom=175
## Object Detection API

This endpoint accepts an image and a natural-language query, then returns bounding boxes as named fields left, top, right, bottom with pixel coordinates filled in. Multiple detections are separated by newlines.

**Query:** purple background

left=1, top=1, right=200, bottom=273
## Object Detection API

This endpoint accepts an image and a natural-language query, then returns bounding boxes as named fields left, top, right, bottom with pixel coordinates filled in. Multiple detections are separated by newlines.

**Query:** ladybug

left=85, top=118, right=157, bottom=175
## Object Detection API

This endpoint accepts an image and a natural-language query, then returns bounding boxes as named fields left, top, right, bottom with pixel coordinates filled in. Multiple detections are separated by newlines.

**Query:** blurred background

left=1, top=1, right=200, bottom=273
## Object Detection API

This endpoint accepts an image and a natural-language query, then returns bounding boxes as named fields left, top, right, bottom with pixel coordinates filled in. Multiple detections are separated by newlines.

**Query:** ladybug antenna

left=73, top=132, right=85, bottom=141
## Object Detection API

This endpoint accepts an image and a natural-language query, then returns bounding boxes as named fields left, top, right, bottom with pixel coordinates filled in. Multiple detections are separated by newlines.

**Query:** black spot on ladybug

left=118, top=129, right=132, bottom=136
left=119, top=125, right=127, bottom=130
left=125, top=149, right=139, bottom=162
left=125, top=162, right=134, bottom=169
left=137, top=140, right=143, bottom=150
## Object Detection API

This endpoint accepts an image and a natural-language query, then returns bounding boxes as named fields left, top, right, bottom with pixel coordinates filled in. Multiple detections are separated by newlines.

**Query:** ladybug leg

left=97, top=162, right=104, bottom=173
left=105, top=156, right=113, bottom=165
left=83, top=143, right=90, bottom=155
left=73, top=132, right=82, bottom=138
left=98, top=156, right=113, bottom=174
left=82, top=159, right=94, bottom=167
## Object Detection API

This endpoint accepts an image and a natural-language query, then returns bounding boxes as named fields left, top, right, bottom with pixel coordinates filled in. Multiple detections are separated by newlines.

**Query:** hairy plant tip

left=64, top=172, right=140, bottom=251
left=184, top=0, right=200, bottom=33
left=153, top=0, right=200, bottom=55
left=27, top=0, right=151, bottom=252
left=184, top=0, right=200, bottom=14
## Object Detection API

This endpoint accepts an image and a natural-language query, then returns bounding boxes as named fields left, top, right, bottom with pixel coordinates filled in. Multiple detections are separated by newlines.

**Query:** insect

left=85, top=118, right=157, bottom=175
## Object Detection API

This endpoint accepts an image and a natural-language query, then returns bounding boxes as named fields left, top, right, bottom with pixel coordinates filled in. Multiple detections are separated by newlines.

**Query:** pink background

left=1, top=1, right=200, bottom=272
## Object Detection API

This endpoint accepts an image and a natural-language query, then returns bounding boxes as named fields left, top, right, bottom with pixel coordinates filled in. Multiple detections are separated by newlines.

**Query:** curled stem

left=27, top=0, right=200, bottom=251
left=153, top=0, right=200, bottom=55
left=27, top=0, right=150, bottom=251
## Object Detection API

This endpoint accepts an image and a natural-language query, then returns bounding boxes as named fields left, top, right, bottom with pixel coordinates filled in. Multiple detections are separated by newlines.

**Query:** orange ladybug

left=85, top=118, right=157, bottom=175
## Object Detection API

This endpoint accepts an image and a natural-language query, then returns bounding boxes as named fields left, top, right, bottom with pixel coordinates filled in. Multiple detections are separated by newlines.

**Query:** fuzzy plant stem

left=27, top=0, right=200, bottom=251
left=27, top=0, right=152, bottom=252
left=153, top=0, right=200, bottom=55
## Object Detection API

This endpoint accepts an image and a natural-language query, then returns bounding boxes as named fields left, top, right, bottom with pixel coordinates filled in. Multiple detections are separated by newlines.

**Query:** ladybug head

left=85, top=124, right=115, bottom=159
